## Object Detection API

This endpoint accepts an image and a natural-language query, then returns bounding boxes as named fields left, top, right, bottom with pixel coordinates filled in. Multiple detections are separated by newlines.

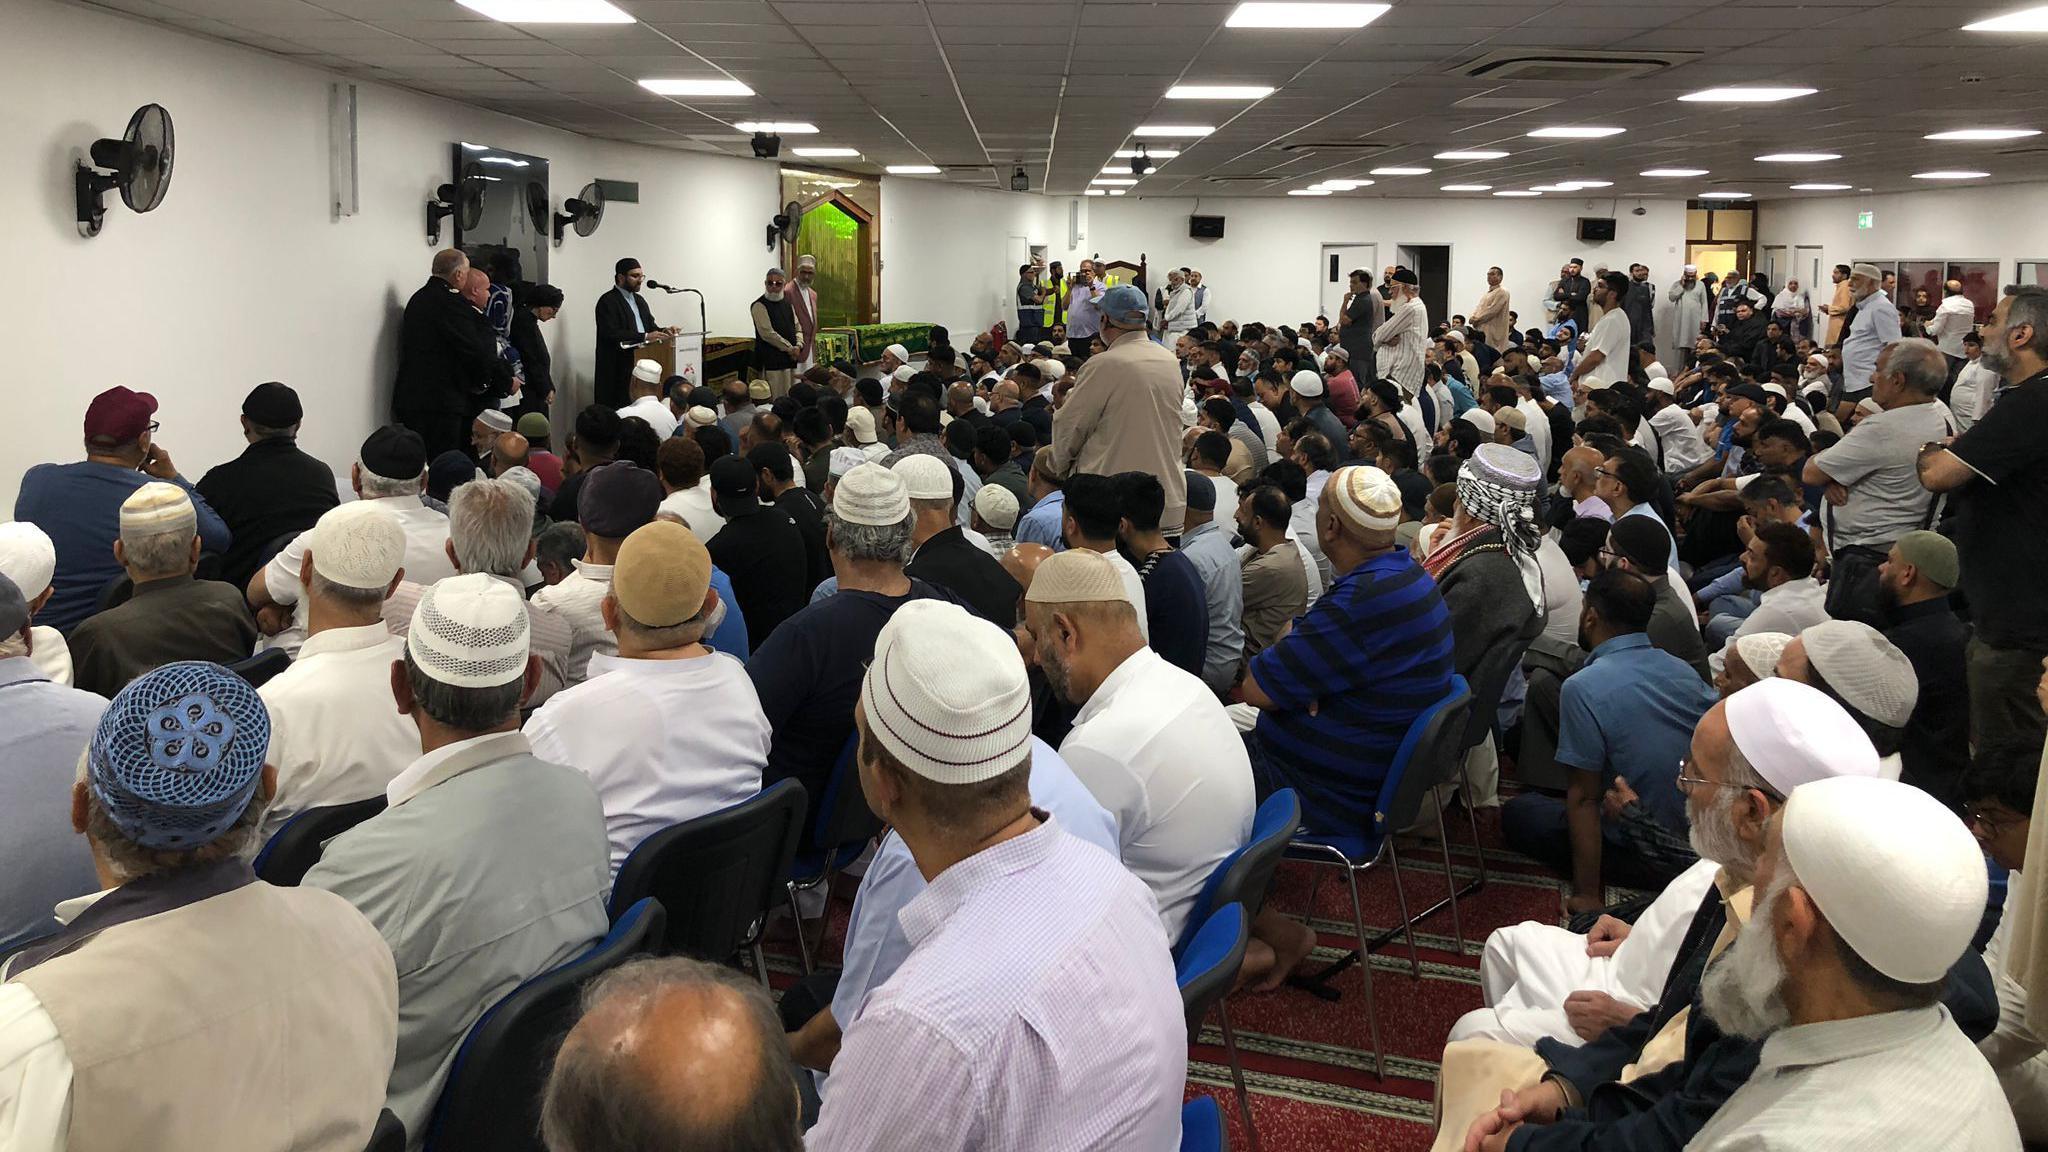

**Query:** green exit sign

left=1857, top=210, right=1875, bottom=230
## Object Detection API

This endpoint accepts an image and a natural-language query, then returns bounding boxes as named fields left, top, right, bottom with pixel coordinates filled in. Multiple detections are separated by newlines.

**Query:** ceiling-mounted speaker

left=1011, top=166, right=1030, bottom=192
left=751, top=131, right=781, bottom=158
left=76, top=103, right=176, bottom=237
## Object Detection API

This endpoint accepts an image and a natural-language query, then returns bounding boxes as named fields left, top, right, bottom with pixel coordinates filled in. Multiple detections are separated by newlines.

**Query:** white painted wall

left=1756, top=183, right=2048, bottom=280
left=3, top=0, right=779, bottom=511
left=878, top=176, right=1084, bottom=342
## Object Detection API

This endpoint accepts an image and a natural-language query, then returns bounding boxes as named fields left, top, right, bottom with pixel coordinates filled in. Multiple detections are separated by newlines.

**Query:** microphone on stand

left=646, top=279, right=684, bottom=293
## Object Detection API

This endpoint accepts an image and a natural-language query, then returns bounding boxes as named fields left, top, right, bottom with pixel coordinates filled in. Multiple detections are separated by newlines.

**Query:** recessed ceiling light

left=1226, top=2, right=1391, bottom=28
left=1315, top=179, right=1374, bottom=190
left=1370, top=166, right=1432, bottom=175
left=1640, top=168, right=1709, bottom=177
left=734, top=122, right=818, bottom=134
left=1557, top=180, right=1612, bottom=189
left=1925, top=128, right=2041, bottom=140
left=1755, top=152, right=1840, bottom=162
left=1528, top=126, right=1625, bottom=138
left=1114, top=148, right=1179, bottom=158
left=1109, top=189, right=1128, bottom=196
left=1166, top=85, right=1276, bottom=99
left=1789, top=183, right=1854, bottom=190
left=638, top=78, right=752, bottom=97
left=1913, top=170, right=1991, bottom=179
left=1085, top=189, right=1107, bottom=196
left=1134, top=125, right=1214, bottom=137
left=886, top=165, right=940, bottom=175
left=1965, top=5, right=2048, bottom=31
left=456, top=0, right=631, bottom=22
left=791, top=147, right=859, bottom=158
left=1287, top=188, right=1334, bottom=196
left=1699, top=191, right=1752, bottom=199
left=1494, top=190, right=1543, bottom=197
left=1092, top=177, right=1139, bottom=185
left=1678, top=86, right=1817, bottom=103
left=1529, top=184, right=1570, bottom=192
left=1441, top=184, right=1493, bottom=191
left=1436, top=150, right=1510, bottom=160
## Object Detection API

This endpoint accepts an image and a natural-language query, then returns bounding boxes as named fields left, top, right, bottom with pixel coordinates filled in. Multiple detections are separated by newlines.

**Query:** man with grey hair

left=1803, top=338, right=1955, bottom=626
left=750, top=266, right=801, bottom=399
left=306, top=573, right=611, bottom=1143
left=70, top=483, right=258, bottom=697
left=1837, top=262, right=1902, bottom=418
left=543, top=956, right=802, bottom=1152
left=249, top=425, right=455, bottom=655
left=1050, top=286, right=1190, bottom=532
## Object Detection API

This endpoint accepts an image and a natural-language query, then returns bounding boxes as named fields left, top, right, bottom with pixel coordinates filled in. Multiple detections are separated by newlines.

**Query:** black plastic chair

left=1177, top=903, right=1255, bottom=1150
left=609, top=780, right=806, bottom=984
left=252, top=796, right=388, bottom=886
left=225, top=647, right=292, bottom=688
left=424, top=897, right=666, bottom=1152
left=785, top=732, right=880, bottom=971
left=363, top=1109, right=404, bottom=1152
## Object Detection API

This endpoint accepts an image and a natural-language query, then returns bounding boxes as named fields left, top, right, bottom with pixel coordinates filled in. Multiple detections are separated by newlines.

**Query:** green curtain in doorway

left=794, top=202, right=860, bottom=328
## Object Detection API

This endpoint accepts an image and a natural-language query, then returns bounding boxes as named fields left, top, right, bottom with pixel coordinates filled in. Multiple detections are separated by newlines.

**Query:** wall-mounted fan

left=524, top=180, right=550, bottom=237
left=426, top=161, right=486, bottom=245
left=552, top=181, right=605, bottom=246
left=765, top=199, right=802, bottom=250
left=76, top=103, right=175, bottom=238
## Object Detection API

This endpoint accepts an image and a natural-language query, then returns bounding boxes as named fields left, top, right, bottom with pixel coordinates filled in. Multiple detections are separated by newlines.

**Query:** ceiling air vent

left=1456, top=49, right=1699, bottom=84
left=1276, top=140, right=1391, bottom=154
left=1204, top=175, right=1282, bottom=183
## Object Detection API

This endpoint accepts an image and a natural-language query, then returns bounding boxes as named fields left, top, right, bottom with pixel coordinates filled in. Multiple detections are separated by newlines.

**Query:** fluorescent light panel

left=1166, top=85, right=1275, bottom=99
left=886, top=165, right=940, bottom=175
left=1436, top=150, right=1509, bottom=160
left=1313, top=179, right=1374, bottom=190
left=1441, top=184, right=1492, bottom=191
left=1085, top=189, right=1107, bottom=196
left=638, top=78, right=752, bottom=96
left=1699, top=191, right=1752, bottom=199
left=1926, top=128, right=2040, bottom=140
left=1092, top=177, right=1138, bottom=185
left=1287, top=189, right=1333, bottom=196
left=1370, top=166, right=1431, bottom=175
left=1134, top=125, right=1214, bottom=137
left=1789, top=183, right=1853, bottom=190
left=1109, top=189, right=1128, bottom=196
left=1226, top=2, right=1391, bottom=28
left=456, top=0, right=631, bottom=21
left=1494, top=190, right=1543, bottom=197
left=1678, top=86, right=1816, bottom=103
left=791, top=147, right=859, bottom=157
left=1640, top=168, right=1709, bottom=177
left=1914, top=170, right=1991, bottom=179
left=734, top=122, right=817, bottom=134
left=1528, top=126, right=1624, bottom=138
left=1114, top=149, right=1178, bottom=158
left=1965, top=6, right=2048, bottom=31
left=1755, top=152, right=1840, bottom=162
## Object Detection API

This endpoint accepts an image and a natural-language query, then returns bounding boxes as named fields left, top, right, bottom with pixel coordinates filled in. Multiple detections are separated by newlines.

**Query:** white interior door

left=1760, top=245, right=1786, bottom=286
left=1320, top=243, right=1376, bottom=321
left=1795, top=246, right=1825, bottom=293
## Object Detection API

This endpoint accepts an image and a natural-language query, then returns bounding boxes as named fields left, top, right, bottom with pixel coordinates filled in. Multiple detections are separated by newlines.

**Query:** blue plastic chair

left=252, top=795, right=388, bottom=886
left=1178, top=903, right=1255, bottom=1150
left=1181, top=1095, right=1229, bottom=1152
left=784, top=731, right=880, bottom=970
left=1281, top=675, right=1473, bottom=1078
left=1174, top=789, right=1302, bottom=959
left=424, top=897, right=666, bottom=1152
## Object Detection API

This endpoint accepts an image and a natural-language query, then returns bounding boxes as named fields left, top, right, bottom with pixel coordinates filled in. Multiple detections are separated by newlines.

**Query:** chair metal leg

left=1343, top=864, right=1386, bottom=1079
left=1384, top=839, right=1421, bottom=977
left=1304, top=868, right=1325, bottom=926
left=784, top=882, right=813, bottom=975
left=1435, top=799, right=1466, bottom=956
left=1218, top=1000, right=1259, bottom=1152
left=750, top=939, right=771, bottom=990
left=1460, top=749, right=1491, bottom=888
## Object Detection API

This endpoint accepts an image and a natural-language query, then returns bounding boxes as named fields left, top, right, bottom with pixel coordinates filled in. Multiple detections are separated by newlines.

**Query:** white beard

left=1700, top=873, right=1794, bottom=1040
left=765, top=289, right=787, bottom=302
left=1687, top=785, right=1748, bottom=868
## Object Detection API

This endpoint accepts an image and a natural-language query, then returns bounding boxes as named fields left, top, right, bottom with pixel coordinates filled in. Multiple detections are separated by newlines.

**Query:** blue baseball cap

left=1098, top=284, right=1149, bottom=327
left=90, top=661, right=271, bottom=851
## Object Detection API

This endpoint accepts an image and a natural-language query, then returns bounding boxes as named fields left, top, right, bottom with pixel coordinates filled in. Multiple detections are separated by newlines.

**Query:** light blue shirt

left=824, top=737, right=1118, bottom=1098
left=1539, top=369, right=1574, bottom=408
left=1841, top=288, right=1900, bottom=396
left=1015, top=489, right=1067, bottom=550
left=0, top=658, right=106, bottom=952
left=1178, top=521, right=1244, bottom=694
left=618, top=285, right=645, bottom=336
left=1555, top=634, right=1716, bottom=835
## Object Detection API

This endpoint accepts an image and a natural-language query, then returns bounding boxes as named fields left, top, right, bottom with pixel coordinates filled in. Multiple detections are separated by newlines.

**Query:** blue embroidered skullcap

left=89, top=661, right=270, bottom=850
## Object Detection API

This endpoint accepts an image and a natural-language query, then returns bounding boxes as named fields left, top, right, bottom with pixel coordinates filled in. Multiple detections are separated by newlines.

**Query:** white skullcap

left=406, top=572, right=530, bottom=688
left=892, top=365, right=917, bottom=385
left=1807, top=353, right=1830, bottom=368
left=119, top=482, right=196, bottom=540
left=1646, top=361, right=1669, bottom=379
left=1647, top=377, right=1676, bottom=396
left=797, top=254, right=817, bottom=269
left=632, top=359, right=663, bottom=385
left=308, top=501, right=407, bottom=590
left=974, top=483, right=1020, bottom=530
left=1024, top=549, right=1130, bottom=606
left=1733, top=631, right=1792, bottom=682
left=1443, top=329, right=1466, bottom=345
left=1289, top=370, right=1325, bottom=398
left=1580, top=376, right=1614, bottom=392
left=1325, top=343, right=1351, bottom=361
left=892, top=454, right=954, bottom=501
left=1782, top=775, right=1987, bottom=983
left=1762, top=381, right=1788, bottom=398
left=1725, top=677, right=1879, bottom=795
left=500, top=466, right=542, bottom=502
left=0, top=522, right=57, bottom=601
left=1682, top=263, right=1698, bottom=273
left=684, top=405, right=718, bottom=431
left=861, top=600, right=1032, bottom=785
left=1857, top=396, right=1882, bottom=415
left=1456, top=408, right=1497, bottom=435
left=885, top=343, right=910, bottom=363
left=844, top=406, right=879, bottom=445
left=1801, top=620, right=1918, bottom=728
left=828, top=446, right=867, bottom=479
left=833, top=462, right=911, bottom=526
left=1042, top=359, right=1066, bottom=380
left=476, top=409, right=514, bottom=433
left=1327, top=465, right=1403, bottom=533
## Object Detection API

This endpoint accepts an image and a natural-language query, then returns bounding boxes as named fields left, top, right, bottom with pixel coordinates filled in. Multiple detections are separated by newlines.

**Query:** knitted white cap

left=885, top=343, right=910, bottom=363
left=974, top=483, right=1020, bottom=530
left=1457, top=408, right=1497, bottom=435
left=1042, top=359, right=1066, bottom=381
left=1289, top=370, right=1325, bottom=398
left=684, top=405, right=718, bottom=431
left=892, top=454, right=954, bottom=501
left=892, top=365, right=917, bottom=385
left=1647, top=377, right=1676, bottom=396
left=1800, top=620, right=1918, bottom=729
left=828, top=446, right=868, bottom=479
left=1580, top=376, right=1614, bottom=392
left=118, top=482, right=196, bottom=540
left=833, top=463, right=911, bottom=527
left=308, top=501, right=407, bottom=590
left=1024, top=548, right=1130, bottom=606
left=862, top=600, right=1032, bottom=784
left=1725, top=677, right=1879, bottom=795
left=476, top=409, right=514, bottom=433
left=1733, top=631, right=1793, bottom=682
left=1326, top=465, right=1404, bottom=533
left=406, top=573, right=530, bottom=688
left=632, top=358, right=663, bottom=385
left=0, top=522, right=57, bottom=601
left=1782, top=775, right=1986, bottom=983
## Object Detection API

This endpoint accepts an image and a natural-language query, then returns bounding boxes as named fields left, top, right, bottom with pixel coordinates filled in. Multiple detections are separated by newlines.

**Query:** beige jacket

left=1049, top=330, right=1190, bottom=531
left=1470, top=286, right=1512, bottom=349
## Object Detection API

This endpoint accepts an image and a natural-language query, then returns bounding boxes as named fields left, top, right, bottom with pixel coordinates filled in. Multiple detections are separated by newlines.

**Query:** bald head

left=945, top=381, right=975, bottom=414
left=1000, top=541, right=1053, bottom=593
left=431, top=247, right=469, bottom=284
left=542, top=957, right=799, bottom=1152
left=491, top=432, right=530, bottom=475
left=461, top=267, right=491, bottom=310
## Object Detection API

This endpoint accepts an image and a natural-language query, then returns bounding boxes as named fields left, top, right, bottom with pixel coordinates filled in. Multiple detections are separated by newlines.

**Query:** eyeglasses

left=1967, top=806, right=2025, bottom=833
left=1593, top=466, right=1617, bottom=480
left=147, top=421, right=161, bottom=434
left=1674, top=758, right=1761, bottom=795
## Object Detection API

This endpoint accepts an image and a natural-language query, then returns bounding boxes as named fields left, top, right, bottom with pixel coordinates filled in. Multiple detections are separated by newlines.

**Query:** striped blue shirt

left=1249, top=547, right=1455, bottom=836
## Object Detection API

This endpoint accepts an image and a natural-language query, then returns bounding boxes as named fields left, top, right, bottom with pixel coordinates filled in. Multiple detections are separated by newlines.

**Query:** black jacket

left=594, top=286, right=658, bottom=407
left=1623, top=280, right=1656, bottom=343
left=508, top=305, right=554, bottom=410
left=1885, top=598, right=1973, bottom=808
left=393, top=278, right=509, bottom=419
left=194, top=439, right=340, bottom=592
left=774, top=486, right=831, bottom=596
left=905, top=527, right=1022, bottom=626
left=705, top=502, right=811, bottom=648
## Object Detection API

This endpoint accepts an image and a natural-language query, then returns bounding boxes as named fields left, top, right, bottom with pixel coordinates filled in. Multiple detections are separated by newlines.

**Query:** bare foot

left=1244, top=915, right=1318, bottom=993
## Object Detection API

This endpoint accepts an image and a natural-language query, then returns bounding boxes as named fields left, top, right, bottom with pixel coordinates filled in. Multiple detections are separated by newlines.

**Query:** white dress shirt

left=1059, top=647, right=1255, bottom=939
left=1927, top=293, right=1979, bottom=358
left=809, top=816, right=1185, bottom=1152
left=1647, top=403, right=1712, bottom=473
left=617, top=395, right=678, bottom=441
left=256, top=622, right=416, bottom=845
left=1096, top=548, right=1151, bottom=643
left=1248, top=401, right=1282, bottom=452
left=656, top=480, right=725, bottom=544
left=26, top=627, right=69, bottom=687
left=0, top=890, right=113, bottom=1152
left=262, top=495, right=455, bottom=657
left=523, top=649, right=768, bottom=875
left=1952, top=359, right=2003, bottom=432
left=1582, top=308, right=1633, bottom=381
left=529, top=559, right=614, bottom=682
left=1710, top=576, right=1830, bottom=676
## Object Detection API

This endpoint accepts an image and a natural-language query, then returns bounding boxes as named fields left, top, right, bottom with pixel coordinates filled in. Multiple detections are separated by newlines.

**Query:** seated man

left=0, top=661, right=397, bottom=1151
left=1022, top=550, right=1253, bottom=943
left=1877, top=530, right=1970, bottom=807
left=525, top=520, right=767, bottom=875
left=70, top=484, right=259, bottom=698
left=1235, top=482, right=1308, bottom=663
left=1708, top=521, right=1825, bottom=656
left=1113, top=471, right=1209, bottom=679
left=809, top=600, right=1185, bottom=1149
left=705, top=456, right=809, bottom=647
left=1601, top=515, right=1710, bottom=681
left=1058, top=474, right=1149, bottom=640
left=1503, top=570, right=1719, bottom=910
left=255, top=501, right=416, bottom=843
left=305, top=574, right=611, bottom=1138
left=194, top=381, right=339, bottom=592
left=1970, top=741, right=2048, bottom=1143
left=1776, top=619, right=1919, bottom=778
left=0, top=522, right=74, bottom=685
left=531, top=460, right=663, bottom=682
left=1177, top=472, right=1246, bottom=696
left=1238, top=465, right=1455, bottom=986
left=896, top=455, right=1020, bottom=626
left=542, top=956, right=804, bottom=1152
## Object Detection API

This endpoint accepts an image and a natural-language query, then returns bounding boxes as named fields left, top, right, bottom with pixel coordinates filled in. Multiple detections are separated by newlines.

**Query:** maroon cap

left=83, top=386, right=158, bottom=445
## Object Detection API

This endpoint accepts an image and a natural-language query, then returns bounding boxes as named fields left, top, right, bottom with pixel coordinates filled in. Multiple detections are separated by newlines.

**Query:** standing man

left=507, top=283, right=561, bottom=422
left=1772, top=276, right=1815, bottom=343
left=1188, top=268, right=1210, bottom=326
left=1623, top=263, right=1656, bottom=348
left=1377, top=268, right=1429, bottom=396
left=1050, top=286, right=1189, bottom=533
left=790, top=254, right=822, bottom=373
left=1927, top=279, right=1978, bottom=383
left=1817, top=263, right=1854, bottom=347
left=594, top=258, right=674, bottom=410
left=194, top=381, right=338, bottom=592
left=395, top=249, right=513, bottom=459
left=1664, top=265, right=1712, bottom=368
left=1838, top=262, right=1903, bottom=416
left=1573, top=272, right=1634, bottom=388
left=1016, top=263, right=1048, bottom=345
left=1339, top=268, right=1381, bottom=383
left=749, top=267, right=801, bottom=399
left=1554, top=259, right=1591, bottom=328
left=1065, top=261, right=1105, bottom=362
left=1160, top=268, right=1197, bottom=342
left=1470, top=266, right=1512, bottom=351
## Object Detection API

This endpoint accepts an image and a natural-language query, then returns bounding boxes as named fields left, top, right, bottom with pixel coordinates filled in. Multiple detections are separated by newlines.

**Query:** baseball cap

left=84, top=386, right=158, bottom=446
